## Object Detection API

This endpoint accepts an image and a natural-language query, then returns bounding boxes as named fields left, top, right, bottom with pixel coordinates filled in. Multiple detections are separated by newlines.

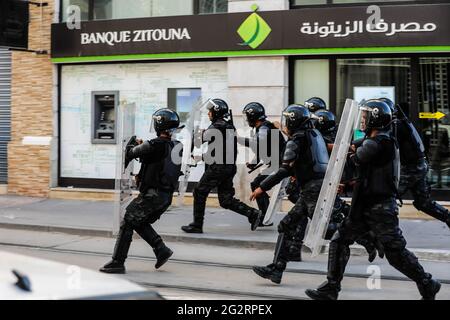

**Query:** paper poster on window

left=353, top=86, right=396, bottom=104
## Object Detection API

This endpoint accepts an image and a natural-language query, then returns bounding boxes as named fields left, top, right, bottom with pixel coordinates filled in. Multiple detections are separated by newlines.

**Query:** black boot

left=100, top=223, right=133, bottom=274
left=417, top=275, right=441, bottom=300
left=446, top=217, right=450, bottom=229
left=305, top=281, right=340, bottom=300
left=100, top=260, right=126, bottom=274
left=249, top=210, right=263, bottom=231
left=181, top=222, right=203, bottom=233
left=252, top=262, right=285, bottom=284
left=154, top=242, right=174, bottom=269
left=135, top=225, right=174, bottom=269
left=305, top=238, right=350, bottom=300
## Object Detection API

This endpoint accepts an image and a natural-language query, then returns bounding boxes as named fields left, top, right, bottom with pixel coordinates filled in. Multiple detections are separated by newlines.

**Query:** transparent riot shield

left=262, top=177, right=289, bottom=226
left=173, top=98, right=216, bottom=207
left=304, top=99, right=359, bottom=257
left=113, top=103, right=137, bottom=235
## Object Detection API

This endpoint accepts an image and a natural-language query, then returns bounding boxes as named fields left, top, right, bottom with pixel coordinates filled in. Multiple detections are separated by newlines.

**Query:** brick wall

left=8, top=2, right=54, bottom=197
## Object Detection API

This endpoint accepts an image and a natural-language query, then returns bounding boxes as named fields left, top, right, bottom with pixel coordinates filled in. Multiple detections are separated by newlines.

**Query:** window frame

left=290, top=0, right=450, bottom=9
left=60, top=0, right=232, bottom=22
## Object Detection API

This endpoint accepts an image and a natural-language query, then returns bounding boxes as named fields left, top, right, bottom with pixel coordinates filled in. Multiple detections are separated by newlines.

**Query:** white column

left=228, top=0, right=290, bottom=205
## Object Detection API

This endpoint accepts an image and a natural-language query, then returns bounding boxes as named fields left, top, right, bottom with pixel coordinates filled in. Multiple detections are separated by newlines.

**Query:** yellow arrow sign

left=419, top=111, right=446, bottom=120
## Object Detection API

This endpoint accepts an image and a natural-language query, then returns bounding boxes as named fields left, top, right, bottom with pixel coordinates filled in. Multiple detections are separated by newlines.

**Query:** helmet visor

left=149, top=113, right=159, bottom=134
left=205, top=99, right=218, bottom=112
left=281, top=111, right=291, bottom=135
left=356, top=106, right=372, bottom=134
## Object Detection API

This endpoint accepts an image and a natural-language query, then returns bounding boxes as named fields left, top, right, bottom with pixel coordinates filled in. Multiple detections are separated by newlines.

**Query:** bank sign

left=51, top=3, right=450, bottom=62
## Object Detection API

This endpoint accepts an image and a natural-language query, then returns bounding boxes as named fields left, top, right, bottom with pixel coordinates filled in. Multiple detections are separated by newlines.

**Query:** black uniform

left=306, top=131, right=440, bottom=299
left=396, top=118, right=450, bottom=227
left=253, top=128, right=329, bottom=283
left=189, top=119, right=262, bottom=230
left=102, top=136, right=181, bottom=272
left=287, top=126, right=378, bottom=261
left=239, top=120, right=286, bottom=216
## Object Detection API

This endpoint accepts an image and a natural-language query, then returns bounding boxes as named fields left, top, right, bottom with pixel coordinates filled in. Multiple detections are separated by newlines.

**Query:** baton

left=248, top=162, right=264, bottom=174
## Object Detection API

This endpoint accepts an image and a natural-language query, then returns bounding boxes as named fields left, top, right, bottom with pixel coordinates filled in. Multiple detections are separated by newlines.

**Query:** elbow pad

left=283, top=141, right=299, bottom=162
left=354, top=139, right=379, bottom=164
left=129, top=140, right=152, bottom=159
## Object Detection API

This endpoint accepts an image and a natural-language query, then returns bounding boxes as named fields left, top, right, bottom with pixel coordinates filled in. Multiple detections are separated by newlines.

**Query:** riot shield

left=113, top=103, right=137, bottom=235
left=173, top=98, right=215, bottom=207
left=262, top=177, right=289, bottom=226
left=304, top=99, right=359, bottom=257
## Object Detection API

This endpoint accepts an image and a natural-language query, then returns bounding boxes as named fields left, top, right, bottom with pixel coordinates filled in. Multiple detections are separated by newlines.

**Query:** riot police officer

left=238, top=102, right=286, bottom=225
left=181, top=99, right=263, bottom=234
left=305, top=97, right=327, bottom=113
left=250, top=104, right=329, bottom=284
left=100, top=109, right=183, bottom=274
left=314, top=109, right=337, bottom=145
left=315, top=109, right=380, bottom=262
left=306, top=100, right=441, bottom=300
left=380, top=97, right=450, bottom=228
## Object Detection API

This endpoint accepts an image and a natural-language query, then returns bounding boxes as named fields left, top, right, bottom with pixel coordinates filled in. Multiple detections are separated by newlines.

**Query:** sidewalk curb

left=0, top=223, right=113, bottom=238
left=0, top=222, right=449, bottom=262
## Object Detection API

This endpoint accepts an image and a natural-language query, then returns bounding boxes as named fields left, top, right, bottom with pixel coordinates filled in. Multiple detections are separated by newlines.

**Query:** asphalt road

left=0, top=228, right=449, bottom=300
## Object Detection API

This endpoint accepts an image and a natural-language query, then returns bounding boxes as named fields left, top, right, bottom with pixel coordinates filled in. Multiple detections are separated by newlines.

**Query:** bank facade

left=7, top=0, right=450, bottom=201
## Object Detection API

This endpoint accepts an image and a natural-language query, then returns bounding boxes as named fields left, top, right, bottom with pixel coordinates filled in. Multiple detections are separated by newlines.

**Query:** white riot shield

left=304, top=99, right=359, bottom=257
left=262, top=177, right=289, bottom=225
left=113, top=103, right=137, bottom=235
left=173, top=98, right=215, bottom=207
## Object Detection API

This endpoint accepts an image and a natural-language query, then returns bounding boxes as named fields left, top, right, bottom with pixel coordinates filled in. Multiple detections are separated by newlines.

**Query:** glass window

left=336, top=58, right=411, bottom=115
left=334, top=0, right=426, bottom=3
left=336, top=58, right=410, bottom=140
left=291, top=0, right=435, bottom=5
left=419, top=58, right=450, bottom=191
left=151, top=0, right=194, bottom=17
left=62, top=0, right=89, bottom=21
left=292, top=0, right=327, bottom=5
left=167, top=88, right=202, bottom=124
left=72, top=0, right=194, bottom=21
left=293, top=59, right=330, bottom=107
left=109, top=0, right=152, bottom=20
left=198, top=0, right=228, bottom=14
left=93, top=0, right=112, bottom=20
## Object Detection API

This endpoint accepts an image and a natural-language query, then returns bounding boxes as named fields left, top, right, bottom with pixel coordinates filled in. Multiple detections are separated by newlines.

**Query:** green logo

left=237, top=4, right=272, bottom=49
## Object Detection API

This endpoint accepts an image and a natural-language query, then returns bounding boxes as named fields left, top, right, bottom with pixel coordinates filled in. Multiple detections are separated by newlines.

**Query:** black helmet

left=378, top=97, right=398, bottom=117
left=359, top=100, right=392, bottom=133
left=207, top=98, right=229, bottom=121
left=242, top=102, right=266, bottom=127
left=282, top=104, right=312, bottom=134
left=305, top=97, right=327, bottom=112
left=152, top=108, right=180, bottom=135
left=315, top=110, right=336, bottom=133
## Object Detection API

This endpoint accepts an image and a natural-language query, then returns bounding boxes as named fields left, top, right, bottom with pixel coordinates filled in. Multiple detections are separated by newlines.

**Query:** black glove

left=124, top=136, right=138, bottom=169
